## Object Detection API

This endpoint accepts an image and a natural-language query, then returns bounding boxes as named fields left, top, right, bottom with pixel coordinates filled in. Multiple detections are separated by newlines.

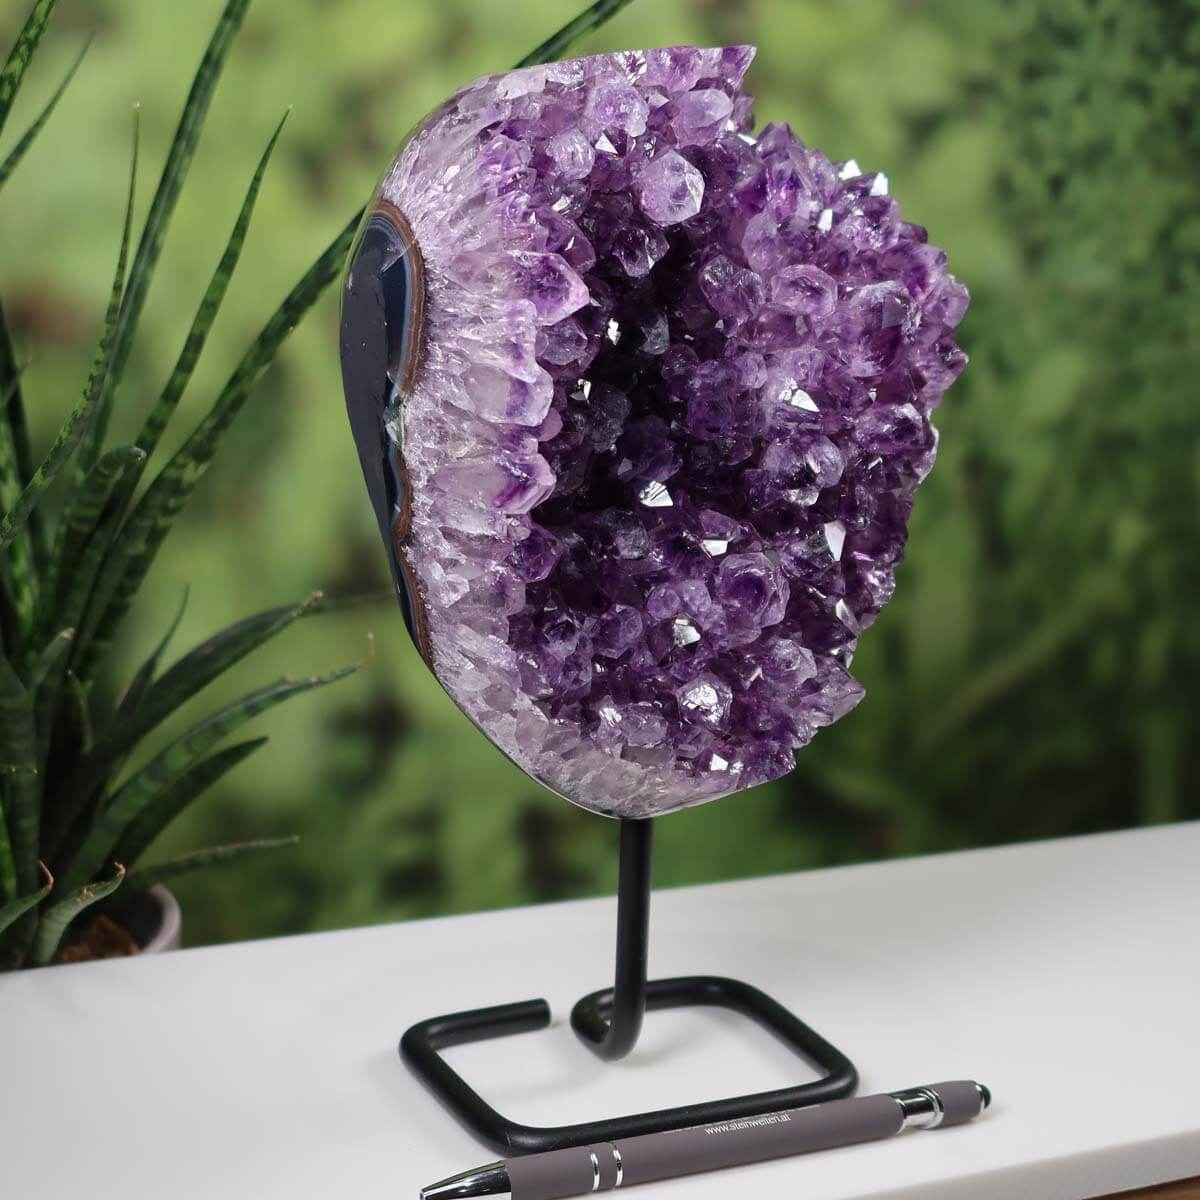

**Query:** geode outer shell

left=339, top=46, right=969, bottom=818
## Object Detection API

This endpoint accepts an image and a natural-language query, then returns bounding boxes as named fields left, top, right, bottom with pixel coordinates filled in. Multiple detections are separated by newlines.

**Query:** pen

left=420, top=1079, right=992, bottom=1199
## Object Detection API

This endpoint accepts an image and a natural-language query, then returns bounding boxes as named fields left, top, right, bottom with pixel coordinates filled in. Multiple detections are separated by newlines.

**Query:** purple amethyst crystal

left=339, top=45, right=968, bottom=817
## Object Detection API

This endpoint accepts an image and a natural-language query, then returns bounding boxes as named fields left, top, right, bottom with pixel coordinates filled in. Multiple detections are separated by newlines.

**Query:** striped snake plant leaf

left=33, top=447, right=146, bottom=765
left=515, top=0, right=636, bottom=68
left=1, top=296, right=45, bottom=578
left=0, top=343, right=31, bottom=485
left=54, top=663, right=360, bottom=897
left=30, top=623, right=78, bottom=746
left=0, top=650, right=39, bottom=894
left=63, top=110, right=290, bottom=690
left=27, top=626, right=72, bottom=692
left=0, top=506, right=36, bottom=647
left=63, top=671, right=93, bottom=756
left=37, top=671, right=97, bottom=867
left=80, top=0, right=251, bottom=472
left=136, top=108, right=289, bottom=463
left=29, top=862, right=123, bottom=966
left=0, top=341, right=38, bottom=638
left=0, top=788, right=17, bottom=901
left=110, top=737, right=269, bottom=877
left=0, top=569, right=21, bottom=667
left=36, top=587, right=188, bottom=871
left=0, top=0, right=58, bottom=141
left=82, top=592, right=327, bottom=780
left=75, top=108, right=290, bottom=580
left=0, top=861, right=51, bottom=936
left=123, top=836, right=298, bottom=895
left=75, top=215, right=360, bottom=684
left=47, top=445, right=146, bottom=631
left=114, top=583, right=190, bottom=721
left=0, top=110, right=137, bottom=558
left=50, top=447, right=146, bottom=637
left=0, top=35, right=88, bottom=189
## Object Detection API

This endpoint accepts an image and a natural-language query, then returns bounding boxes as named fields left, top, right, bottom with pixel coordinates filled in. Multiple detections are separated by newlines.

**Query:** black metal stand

left=400, top=818, right=858, bottom=1155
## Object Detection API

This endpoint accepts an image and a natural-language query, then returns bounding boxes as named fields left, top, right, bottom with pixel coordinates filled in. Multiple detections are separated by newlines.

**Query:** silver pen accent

left=420, top=1162, right=510, bottom=1200
left=419, top=1080, right=992, bottom=1200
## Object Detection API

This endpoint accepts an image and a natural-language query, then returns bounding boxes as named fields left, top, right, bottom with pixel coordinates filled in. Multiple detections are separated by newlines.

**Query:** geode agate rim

left=338, top=44, right=969, bottom=818
left=341, top=194, right=431, bottom=659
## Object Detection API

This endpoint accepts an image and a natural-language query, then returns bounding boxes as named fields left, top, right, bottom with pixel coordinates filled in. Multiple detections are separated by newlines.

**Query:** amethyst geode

left=339, top=45, right=968, bottom=818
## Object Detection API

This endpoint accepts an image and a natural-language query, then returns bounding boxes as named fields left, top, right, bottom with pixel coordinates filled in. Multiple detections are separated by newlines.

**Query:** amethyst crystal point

left=339, top=45, right=968, bottom=817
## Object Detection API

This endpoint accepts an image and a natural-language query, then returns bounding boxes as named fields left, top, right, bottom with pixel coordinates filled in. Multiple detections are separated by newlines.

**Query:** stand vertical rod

left=571, top=817, right=654, bottom=1061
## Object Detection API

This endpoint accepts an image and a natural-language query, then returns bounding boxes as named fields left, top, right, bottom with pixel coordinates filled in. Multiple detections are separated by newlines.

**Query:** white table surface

left=3, top=822, right=1199, bottom=1200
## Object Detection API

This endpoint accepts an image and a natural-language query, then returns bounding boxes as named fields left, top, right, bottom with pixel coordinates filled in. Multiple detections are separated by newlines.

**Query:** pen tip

left=977, top=1083, right=992, bottom=1110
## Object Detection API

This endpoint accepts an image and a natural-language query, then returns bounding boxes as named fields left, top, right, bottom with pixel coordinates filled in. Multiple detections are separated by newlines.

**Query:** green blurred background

left=2, top=0, right=1197, bottom=946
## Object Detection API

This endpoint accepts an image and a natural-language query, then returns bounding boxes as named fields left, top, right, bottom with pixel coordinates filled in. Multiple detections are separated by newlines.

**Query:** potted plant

left=0, top=0, right=364, bottom=968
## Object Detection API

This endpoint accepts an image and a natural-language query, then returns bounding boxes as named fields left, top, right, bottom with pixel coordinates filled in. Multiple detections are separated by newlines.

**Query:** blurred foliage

left=1, top=0, right=1196, bottom=948
left=0, top=0, right=376, bottom=969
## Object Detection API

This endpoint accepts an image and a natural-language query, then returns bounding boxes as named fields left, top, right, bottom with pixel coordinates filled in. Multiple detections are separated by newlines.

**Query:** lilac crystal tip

left=339, top=45, right=969, bottom=818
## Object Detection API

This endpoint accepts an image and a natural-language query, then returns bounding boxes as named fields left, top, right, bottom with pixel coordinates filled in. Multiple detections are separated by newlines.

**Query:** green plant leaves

left=33, top=445, right=145, bottom=771
left=0, top=651, right=39, bottom=895
left=0, top=862, right=51, bottom=936
left=0, top=36, right=87, bottom=189
left=77, top=216, right=359, bottom=683
left=67, top=107, right=297, bottom=682
left=55, top=664, right=358, bottom=897
left=0, top=109, right=137, bottom=556
left=136, top=109, right=289, bottom=462
left=0, top=296, right=43, bottom=579
left=112, top=737, right=269, bottom=876
left=29, top=862, right=123, bottom=965
left=64, top=672, right=92, bottom=756
left=514, top=0, right=635, bottom=68
left=57, top=593, right=330, bottom=833
left=1, top=314, right=38, bottom=637
left=0, top=0, right=366, bottom=969
left=28, top=627, right=73, bottom=692
left=92, top=592, right=328, bottom=771
left=91, top=0, right=252, bottom=462
left=115, top=584, right=189, bottom=723
left=48, top=445, right=146, bottom=629
left=0, top=799, right=17, bottom=902
left=124, top=837, right=297, bottom=895
left=0, top=0, right=59, bottom=143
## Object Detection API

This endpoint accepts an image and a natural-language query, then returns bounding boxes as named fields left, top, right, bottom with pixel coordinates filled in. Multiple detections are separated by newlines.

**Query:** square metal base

left=400, top=973, right=857, bottom=1155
